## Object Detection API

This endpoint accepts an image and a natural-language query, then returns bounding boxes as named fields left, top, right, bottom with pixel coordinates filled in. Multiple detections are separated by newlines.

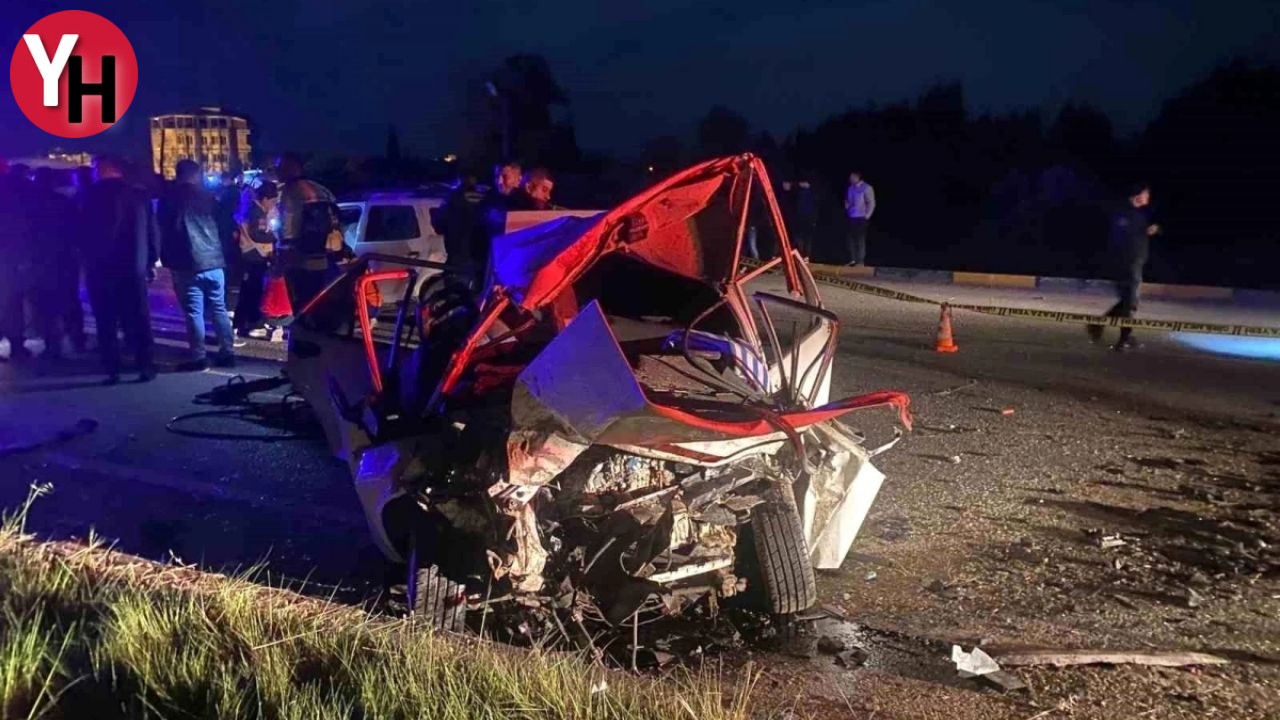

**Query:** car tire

left=406, top=529, right=468, bottom=633
left=749, top=482, right=817, bottom=616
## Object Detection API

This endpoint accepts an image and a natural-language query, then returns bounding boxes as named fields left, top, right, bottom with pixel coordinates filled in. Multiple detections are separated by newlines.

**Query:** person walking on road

left=79, top=156, right=158, bottom=384
left=158, top=159, right=236, bottom=371
left=1088, top=183, right=1160, bottom=351
left=233, top=181, right=280, bottom=339
left=844, top=171, right=876, bottom=265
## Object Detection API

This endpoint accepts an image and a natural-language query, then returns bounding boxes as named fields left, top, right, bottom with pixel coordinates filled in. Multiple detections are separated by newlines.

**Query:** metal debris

left=1099, top=535, right=1127, bottom=550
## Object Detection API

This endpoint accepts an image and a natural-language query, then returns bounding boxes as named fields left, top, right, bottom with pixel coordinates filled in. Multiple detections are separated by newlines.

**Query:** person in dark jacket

left=1087, top=183, right=1161, bottom=351
left=474, top=161, right=523, bottom=285
left=792, top=180, right=818, bottom=258
left=30, top=167, right=84, bottom=359
left=158, top=159, right=236, bottom=371
left=80, top=156, right=158, bottom=383
left=0, top=160, right=35, bottom=361
left=438, top=174, right=486, bottom=286
left=779, top=180, right=818, bottom=258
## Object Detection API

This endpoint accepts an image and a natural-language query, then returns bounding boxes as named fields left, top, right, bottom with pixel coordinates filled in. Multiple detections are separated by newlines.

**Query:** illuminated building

left=46, top=149, right=94, bottom=167
left=8, top=149, right=94, bottom=169
left=150, top=107, right=251, bottom=179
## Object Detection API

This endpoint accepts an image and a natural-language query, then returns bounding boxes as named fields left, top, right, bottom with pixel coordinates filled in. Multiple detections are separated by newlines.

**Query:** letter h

left=66, top=55, right=116, bottom=124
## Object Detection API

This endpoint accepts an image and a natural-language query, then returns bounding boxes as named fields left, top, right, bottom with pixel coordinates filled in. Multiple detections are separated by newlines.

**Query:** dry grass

left=0, top=489, right=757, bottom=720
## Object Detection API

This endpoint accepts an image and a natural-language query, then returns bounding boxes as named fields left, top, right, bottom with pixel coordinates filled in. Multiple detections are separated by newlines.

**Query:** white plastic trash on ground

left=951, top=645, right=1002, bottom=677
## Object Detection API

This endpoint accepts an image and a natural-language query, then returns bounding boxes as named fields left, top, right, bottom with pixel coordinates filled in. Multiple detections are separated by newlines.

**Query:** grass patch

left=0, top=503, right=756, bottom=720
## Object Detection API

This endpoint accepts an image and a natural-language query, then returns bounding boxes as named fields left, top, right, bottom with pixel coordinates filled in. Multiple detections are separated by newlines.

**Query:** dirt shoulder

left=748, top=280, right=1280, bottom=719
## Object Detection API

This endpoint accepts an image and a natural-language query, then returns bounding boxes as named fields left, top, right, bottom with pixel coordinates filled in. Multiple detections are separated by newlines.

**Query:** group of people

left=0, top=157, right=155, bottom=380
left=0, top=152, right=343, bottom=384
left=743, top=172, right=874, bottom=265
left=437, top=161, right=556, bottom=285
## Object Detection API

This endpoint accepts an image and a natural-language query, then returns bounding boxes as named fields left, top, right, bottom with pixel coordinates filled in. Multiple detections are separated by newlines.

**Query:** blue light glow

left=1172, top=333, right=1280, bottom=361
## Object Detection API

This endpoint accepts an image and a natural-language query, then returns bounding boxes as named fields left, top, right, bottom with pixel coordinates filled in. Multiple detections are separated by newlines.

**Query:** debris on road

left=835, top=648, right=869, bottom=668
left=991, top=649, right=1231, bottom=668
left=864, top=570, right=878, bottom=582
left=1099, top=535, right=1126, bottom=550
left=818, top=635, right=847, bottom=654
left=952, top=645, right=1002, bottom=677
left=930, top=379, right=978, bottom=396
left=1001, top=407, right=1016, bottom=416
left=1085, top=528, right=1128, bottom=549
left=1111, top=593, right=1140, bottom=610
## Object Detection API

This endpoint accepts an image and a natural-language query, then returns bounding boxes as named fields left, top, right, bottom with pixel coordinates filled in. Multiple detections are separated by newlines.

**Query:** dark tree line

left=664, top=61, right=1279, bottom=287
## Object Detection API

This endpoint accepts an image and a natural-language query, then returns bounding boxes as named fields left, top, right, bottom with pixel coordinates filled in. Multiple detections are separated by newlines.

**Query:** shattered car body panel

left=287, top=154, right=910, bottom=637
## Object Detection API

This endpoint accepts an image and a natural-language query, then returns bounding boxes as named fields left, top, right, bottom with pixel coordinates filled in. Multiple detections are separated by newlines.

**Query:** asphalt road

left=1, top=273, right=1277, bottom=718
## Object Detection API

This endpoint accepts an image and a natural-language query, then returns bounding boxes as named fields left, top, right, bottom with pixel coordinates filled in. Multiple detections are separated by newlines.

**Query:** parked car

left=286, top=154, right=911, bottom=643
left=338, top=191, right=449, bottom=301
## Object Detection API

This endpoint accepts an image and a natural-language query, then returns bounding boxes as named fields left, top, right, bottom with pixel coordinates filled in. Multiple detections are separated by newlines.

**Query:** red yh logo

left=10, top=10, right=138, bottom=138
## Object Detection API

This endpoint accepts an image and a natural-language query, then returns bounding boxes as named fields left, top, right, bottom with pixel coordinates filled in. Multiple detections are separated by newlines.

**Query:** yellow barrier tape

left=741, top=259, right=1280, bottom=339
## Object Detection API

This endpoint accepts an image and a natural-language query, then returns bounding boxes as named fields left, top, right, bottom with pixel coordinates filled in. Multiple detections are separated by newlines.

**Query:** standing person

left=214, top=172, right=240, bottom=252
left=232, top=181, right=279, bottom=339
left=1087, top=183, right=1160, bottom=351
left=778, top=179, right=816, bottom=258
left=844, top=171, right=876, bottom=265
left=438, top=173, right=485, bottom=285
left=481, top=161, right=522, bottom=237
left=79, top=156, right=157, bottom=384
left=158, top=159, right=236, bottom=371
left=778, top=180, right=797, bottom=249
left=214, top=171, right=241, bottom=304
left=275, top=153, right=340, bottom=310
left=0, top=160, right=35, bottom=362
left=30, top=168, right=83, bottom=360
left=793, top=180, right=818, bottom=258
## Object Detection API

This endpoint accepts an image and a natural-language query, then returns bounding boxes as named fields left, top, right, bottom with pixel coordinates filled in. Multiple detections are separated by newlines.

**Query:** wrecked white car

left=286, top=154, right=911, bottom=640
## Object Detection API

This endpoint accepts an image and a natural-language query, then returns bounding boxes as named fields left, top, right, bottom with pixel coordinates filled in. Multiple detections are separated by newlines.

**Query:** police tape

left=742, top=259, right=1280, bottom=339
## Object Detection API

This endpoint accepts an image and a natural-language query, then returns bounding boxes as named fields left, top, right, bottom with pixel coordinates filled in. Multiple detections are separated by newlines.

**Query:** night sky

left=4, top=0, right=1278, bottom=160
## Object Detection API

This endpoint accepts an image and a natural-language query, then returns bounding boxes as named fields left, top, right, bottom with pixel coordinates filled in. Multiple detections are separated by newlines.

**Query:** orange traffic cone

left=935, top=304, right=959, bottom=353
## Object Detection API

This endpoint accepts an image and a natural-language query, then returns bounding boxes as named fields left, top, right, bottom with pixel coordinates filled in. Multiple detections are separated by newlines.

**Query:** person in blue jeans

left=157, top=159, right=236, bottom=371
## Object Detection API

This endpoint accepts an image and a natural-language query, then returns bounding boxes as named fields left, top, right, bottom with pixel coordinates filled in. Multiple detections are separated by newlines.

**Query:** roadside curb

left=808, top=263, right=1279, bottom=304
